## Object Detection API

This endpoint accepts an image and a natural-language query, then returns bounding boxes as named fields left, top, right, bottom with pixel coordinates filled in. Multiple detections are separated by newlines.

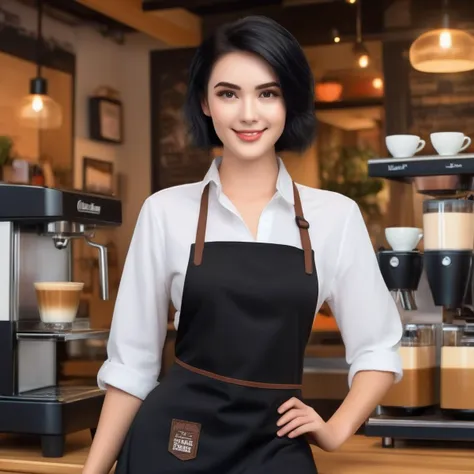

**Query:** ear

left=201, top=98, right=211, bottom=117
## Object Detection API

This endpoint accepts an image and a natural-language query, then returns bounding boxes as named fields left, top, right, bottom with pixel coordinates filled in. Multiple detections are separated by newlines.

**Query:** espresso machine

left=0, top=183, right=121, bottom=457
left=365, top=153, right=474, bottom=447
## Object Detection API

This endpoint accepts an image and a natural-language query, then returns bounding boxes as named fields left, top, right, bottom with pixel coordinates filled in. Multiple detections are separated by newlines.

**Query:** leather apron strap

left=193, top=183, right=210, bottom=266
left=292, top=182, right=313, bottom=275
left=193, top=182, right=313, bottom=275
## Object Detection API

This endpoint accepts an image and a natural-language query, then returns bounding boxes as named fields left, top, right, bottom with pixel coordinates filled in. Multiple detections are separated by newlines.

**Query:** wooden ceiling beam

left=142, top=0, right=281, bottom=13
left=143, top=0, right=231, bottom=9
left=75, top=0, right=201, bottom=46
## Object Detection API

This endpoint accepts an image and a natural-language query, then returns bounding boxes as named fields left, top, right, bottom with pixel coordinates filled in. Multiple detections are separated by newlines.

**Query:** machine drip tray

left=16, top=320, right=109, bottom=341
left=0, top=385, right=104, bottom=457
left=365, top=410, right=474, bottom=447
left=12, top=385, right=103, bottom=402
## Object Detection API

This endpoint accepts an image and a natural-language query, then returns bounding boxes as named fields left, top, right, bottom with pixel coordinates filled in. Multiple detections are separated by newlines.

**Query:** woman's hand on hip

left=276, top=397, right=345, bottom=452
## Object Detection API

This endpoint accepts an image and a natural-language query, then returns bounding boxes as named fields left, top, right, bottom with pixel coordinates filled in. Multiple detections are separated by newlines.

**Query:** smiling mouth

left=233, top=129, right=266, bottom=142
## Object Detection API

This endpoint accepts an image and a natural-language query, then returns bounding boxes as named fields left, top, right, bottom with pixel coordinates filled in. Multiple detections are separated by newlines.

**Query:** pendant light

left=352, top=0, right=370, bottom=68
left=17, top=0, right=62, bottom=129
left=409, top=0, right=474, bottom=73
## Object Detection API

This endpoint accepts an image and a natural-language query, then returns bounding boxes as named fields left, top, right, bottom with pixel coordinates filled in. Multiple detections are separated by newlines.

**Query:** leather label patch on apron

left=168, top=419, right=201, bottom=461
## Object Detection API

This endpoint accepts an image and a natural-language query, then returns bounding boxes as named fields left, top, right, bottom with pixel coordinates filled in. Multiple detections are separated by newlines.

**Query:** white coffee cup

left=386, top=135, right=426, bottom=158
left=430, top=132, right=471, bottom=156
left=385, top=227, right=423, bottom=251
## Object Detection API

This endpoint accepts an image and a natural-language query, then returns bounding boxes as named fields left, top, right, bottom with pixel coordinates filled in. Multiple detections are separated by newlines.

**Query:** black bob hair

left=183, top=15, right=317, bottom=153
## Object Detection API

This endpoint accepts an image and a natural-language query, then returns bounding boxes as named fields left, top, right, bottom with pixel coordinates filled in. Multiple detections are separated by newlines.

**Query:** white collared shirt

left=97, top=157, right=403, bottom=400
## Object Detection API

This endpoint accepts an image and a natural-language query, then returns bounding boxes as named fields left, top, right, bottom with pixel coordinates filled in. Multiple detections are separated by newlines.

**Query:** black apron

left=115, top=182, right=319, bottom=474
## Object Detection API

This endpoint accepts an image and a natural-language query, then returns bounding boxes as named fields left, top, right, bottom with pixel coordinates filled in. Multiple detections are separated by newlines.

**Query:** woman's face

left=203, top=51, right=286, bottom=162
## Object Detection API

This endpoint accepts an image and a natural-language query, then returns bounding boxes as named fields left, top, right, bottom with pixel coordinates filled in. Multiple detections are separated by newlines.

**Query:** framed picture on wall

left=88, top=96, right=123, bottom=144
left=82, top=157, right=114, bottom=195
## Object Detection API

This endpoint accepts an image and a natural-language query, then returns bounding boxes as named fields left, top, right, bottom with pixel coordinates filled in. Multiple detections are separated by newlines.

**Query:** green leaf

left=319, top=145, right=384, bottom=217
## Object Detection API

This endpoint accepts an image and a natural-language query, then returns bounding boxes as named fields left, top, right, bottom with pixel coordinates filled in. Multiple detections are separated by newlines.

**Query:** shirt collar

left=200, top=156, right=295, bottom=206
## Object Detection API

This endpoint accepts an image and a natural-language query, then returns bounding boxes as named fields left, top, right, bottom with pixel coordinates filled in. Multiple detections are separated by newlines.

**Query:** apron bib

left=116, top=182, right=319, bottom=474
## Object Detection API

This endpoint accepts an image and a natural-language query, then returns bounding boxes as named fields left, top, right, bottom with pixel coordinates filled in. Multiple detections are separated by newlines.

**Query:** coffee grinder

left=0, top=183, right=122, bottom=457
left=365, top=153, right=474, bottom=447
left=424, top=198, right=474, bottom=420
left=377, top=245, right=423, bottom=312
left=377, top=236, right=439, bottom=419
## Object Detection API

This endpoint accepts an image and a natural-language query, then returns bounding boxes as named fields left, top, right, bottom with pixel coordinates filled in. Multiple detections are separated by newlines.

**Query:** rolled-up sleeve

left=326, top=201, right=403, bottom=388
left=97, top=197, right=170, bottom=400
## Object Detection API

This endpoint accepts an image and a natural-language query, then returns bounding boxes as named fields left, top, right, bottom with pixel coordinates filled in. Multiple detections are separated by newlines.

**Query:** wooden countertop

left=0, top=430, right=473, bottom=473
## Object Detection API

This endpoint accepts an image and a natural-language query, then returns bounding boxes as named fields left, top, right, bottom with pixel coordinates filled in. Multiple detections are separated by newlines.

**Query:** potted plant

left=319, top=145, right=385, bottom=222
left=0, top=136, right=13, bottom=182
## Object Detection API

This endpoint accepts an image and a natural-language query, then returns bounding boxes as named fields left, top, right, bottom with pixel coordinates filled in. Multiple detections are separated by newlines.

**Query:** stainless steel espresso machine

left=0, top=183, right=121, bottom=457
left=365, top=153, right=474, bottom=447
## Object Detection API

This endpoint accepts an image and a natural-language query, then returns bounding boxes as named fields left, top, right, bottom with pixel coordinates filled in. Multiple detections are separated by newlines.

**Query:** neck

left=218, top=150, right=279, bottom=201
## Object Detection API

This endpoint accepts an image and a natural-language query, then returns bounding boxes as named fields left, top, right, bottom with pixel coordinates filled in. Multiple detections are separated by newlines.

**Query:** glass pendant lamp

left=17, top=77, right=62, bottom=129
left=409, top=0, right=474, bottom=73
left=352, top=0, right=370, bottom=69
left=17, top=0, right=62, bottom=129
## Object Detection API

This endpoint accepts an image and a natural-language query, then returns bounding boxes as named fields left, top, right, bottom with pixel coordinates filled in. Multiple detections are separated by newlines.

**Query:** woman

left=83, top=15, right=402, bottom=474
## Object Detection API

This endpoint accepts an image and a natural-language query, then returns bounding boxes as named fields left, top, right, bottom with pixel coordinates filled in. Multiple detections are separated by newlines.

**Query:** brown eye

left=217, top=90, right=236, bottom=99
left=260, top=90, right=278, bottom=98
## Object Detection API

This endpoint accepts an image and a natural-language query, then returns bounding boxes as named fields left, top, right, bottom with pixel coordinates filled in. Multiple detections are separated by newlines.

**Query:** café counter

left=4, top=315, right=472, bottom=473
left=1, top=430, right=473, bottom=473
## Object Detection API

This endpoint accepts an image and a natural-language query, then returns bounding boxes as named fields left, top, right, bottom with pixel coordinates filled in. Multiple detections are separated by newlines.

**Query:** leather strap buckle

left=295, top=215, right=310, bottom=230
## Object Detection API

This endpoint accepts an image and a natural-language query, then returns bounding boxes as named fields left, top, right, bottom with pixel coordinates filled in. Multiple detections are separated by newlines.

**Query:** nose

left=240, top=96, right=258, bottom=124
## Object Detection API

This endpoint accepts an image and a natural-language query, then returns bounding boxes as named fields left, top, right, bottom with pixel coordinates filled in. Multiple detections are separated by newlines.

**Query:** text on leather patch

left=168, top=419, right=201, bottom=461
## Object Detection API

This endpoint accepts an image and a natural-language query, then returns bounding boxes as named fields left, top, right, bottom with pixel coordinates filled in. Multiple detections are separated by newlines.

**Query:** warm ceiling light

left=352, top=0, right=369, bottom=68
left=372, top=77, right=383, bottom=89
left=409, top=28, right=474, bottom=73
left=17, top=78, right=62, bottom=129
left=17, top=0, right=62, bottom=129
left=353, top=42, right=370, bottom=68
left=346, top=0, right=357, bottom=3
left=358, top=54, right=369, bottom=68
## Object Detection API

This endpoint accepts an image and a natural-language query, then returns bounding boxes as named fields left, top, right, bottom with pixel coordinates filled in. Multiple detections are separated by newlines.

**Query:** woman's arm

left=324, top=201, right=403, bottom=445
left=82, top=386, right=143, bottom=474
left=83, top=196, right=171, bottom=473
left=325, top=370, right=395, bottom=444
left=277, top=200, right=403, bottom=450
left=277, top=371, right=395, bottom=451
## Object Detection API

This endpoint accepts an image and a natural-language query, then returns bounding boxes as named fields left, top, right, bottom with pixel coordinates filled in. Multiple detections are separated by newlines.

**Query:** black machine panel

left=0, top=184, right=121, bottom=226
left=368, top=154, right=474, bottom=178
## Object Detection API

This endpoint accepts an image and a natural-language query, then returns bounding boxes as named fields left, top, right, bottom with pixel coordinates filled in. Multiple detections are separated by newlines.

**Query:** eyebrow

left=213, top=81, right=280, bottom=90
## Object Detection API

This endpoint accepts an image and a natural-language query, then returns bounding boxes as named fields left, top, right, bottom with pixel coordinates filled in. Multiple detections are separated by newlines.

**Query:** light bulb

left=439, top=30, right=452, bottom=49
left=358, top=54, right=369, bottom=68
left=334, top=36, right=341, bottom=43
left=32, top=96, right=44, bottom=112
left=372, top=78, right=383, bottom=89
left=353, top=42, right=370, bottom=69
